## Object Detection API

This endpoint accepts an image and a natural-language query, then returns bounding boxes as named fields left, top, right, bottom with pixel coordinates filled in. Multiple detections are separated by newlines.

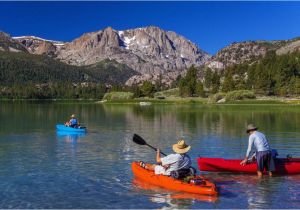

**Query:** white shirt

left=246, top=131, right=270, bottom=158
left=160, top=153, right=192, bottom=175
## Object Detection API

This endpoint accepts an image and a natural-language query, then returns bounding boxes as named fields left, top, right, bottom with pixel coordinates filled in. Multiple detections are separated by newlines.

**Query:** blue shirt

left=246, top=131, right=270, bottom=158
left=69, top=118, right=78, bottom=126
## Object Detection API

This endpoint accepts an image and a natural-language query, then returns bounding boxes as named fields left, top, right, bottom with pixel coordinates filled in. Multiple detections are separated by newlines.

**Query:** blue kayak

left=56, top=124, right=86, bottom=133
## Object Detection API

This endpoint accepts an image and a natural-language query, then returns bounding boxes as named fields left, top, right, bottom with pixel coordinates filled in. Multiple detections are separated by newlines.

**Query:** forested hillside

left=220, top=51, right=300, bottom=96
left=0, top=46, right=299, bottom=100
left=178, top=51, right=300, bottom=97
left=0, top=51, right=85, bottom=84
left=0, top=51, right=137, bottom=99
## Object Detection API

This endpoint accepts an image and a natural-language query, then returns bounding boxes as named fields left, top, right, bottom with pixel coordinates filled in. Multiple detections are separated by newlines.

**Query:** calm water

left=0, top=101, right=299, bottom=209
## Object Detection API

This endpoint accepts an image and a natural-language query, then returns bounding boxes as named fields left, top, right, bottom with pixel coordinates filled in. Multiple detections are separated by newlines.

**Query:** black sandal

left=139, top=161, right=146, bottom=169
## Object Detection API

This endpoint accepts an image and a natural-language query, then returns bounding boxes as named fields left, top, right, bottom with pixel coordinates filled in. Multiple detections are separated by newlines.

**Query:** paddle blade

left=133, top=133, right=146, bottom=145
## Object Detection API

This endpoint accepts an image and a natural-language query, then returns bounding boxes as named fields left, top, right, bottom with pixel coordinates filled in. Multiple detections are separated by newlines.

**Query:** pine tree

left=204, top=68, right=213, bottom=90
left=178, top=66, right=198, bottom=97
left=140, top=81, right=155, bottom=97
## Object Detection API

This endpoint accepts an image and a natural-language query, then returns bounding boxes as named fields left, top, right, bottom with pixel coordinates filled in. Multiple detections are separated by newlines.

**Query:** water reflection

left=0, top=102, right=299, bottom=208
left=124, top=105, right=300, bottom=139
left=56, top=131, right=86, bottom=143
left=245, top=178, right=272, bottom=209
left=132, top=178, right=217, bottom=209
left=1, top=102, right=299, bottom=145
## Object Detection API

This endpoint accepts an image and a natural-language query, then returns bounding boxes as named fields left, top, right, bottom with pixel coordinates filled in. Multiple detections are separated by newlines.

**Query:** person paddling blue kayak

left=65, top=114, right=80, bottom=128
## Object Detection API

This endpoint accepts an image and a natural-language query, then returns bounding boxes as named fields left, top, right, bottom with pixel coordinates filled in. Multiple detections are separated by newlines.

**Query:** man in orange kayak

left=240, top=124, right=275, bottom=177
left=140, top=140, right=192, bottom=176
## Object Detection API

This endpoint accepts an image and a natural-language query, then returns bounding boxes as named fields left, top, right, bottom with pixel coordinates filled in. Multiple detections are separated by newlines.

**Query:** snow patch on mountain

left=123, top=36, right=136, bottom=49
left=13, top=36, right=65, bottom=46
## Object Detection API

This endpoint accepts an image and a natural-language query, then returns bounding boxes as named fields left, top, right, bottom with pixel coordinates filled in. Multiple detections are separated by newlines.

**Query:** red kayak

left=197, top=157, right=300, bottom=175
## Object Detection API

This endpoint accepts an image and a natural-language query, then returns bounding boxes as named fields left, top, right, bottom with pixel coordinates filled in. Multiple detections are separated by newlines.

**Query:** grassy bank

left=98, top=97, right=208, bottom=105
left=99, top=96, right=300, bottom=105
left=100, top=90, right=300, bottom=105
left=2, top=92, right=299, bottom=105
left=1, top=97, right=299, bottom=105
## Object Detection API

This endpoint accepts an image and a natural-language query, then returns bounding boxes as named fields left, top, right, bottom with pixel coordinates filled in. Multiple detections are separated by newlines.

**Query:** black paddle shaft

left=133, top=134, right=167, bottom=156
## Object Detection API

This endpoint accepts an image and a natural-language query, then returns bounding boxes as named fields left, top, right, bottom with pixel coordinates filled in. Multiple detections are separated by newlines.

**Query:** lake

left=0, top=101, right=299, bottom=208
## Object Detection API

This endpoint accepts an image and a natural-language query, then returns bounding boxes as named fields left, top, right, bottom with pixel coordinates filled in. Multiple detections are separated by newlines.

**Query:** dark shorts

left=256, top=150, right=275, bottom=172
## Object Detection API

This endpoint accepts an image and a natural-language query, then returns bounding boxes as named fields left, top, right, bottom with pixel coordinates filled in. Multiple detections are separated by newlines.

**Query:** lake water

left=0, top=101, right=299, bottom=208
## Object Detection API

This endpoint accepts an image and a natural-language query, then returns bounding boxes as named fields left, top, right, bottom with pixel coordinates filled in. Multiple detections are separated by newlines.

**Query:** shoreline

left=1, top=97, right=300, bottom=105
left=100, top=96, right=300, bottom=105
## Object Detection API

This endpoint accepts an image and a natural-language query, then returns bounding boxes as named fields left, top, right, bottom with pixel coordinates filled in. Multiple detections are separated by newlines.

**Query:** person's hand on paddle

left=132, top=134, right=167, bottom=156
left=240, top=158, right=248, bottom=166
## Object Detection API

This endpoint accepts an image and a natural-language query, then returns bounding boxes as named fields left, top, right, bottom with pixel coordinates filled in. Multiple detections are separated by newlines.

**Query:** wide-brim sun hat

left=246, top=124, right=258, bottom=133
left=71, top=114, right=76, bottom=118
left=172, top=140, right=191, bottom=154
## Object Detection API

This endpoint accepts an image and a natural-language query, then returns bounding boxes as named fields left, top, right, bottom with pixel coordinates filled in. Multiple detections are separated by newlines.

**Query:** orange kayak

left=131, top=162, right=218, bottom=196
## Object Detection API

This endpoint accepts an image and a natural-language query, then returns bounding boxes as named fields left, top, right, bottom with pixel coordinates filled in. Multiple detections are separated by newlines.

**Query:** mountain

left=13, top=35, right=64, bottom=56
left=207, top=37, right=300, bottom=70
left=0, top=32, right=138, bottom=86
left=7, top=26, right=300, bottom=86
left=13, top=26, right=211, bottom=86
left=0, top=32, right=28, bottom=53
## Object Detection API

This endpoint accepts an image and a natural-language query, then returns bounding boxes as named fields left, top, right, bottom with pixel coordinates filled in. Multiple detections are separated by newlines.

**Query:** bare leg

left=257, top=171, right=263, bottom=178
left=268, top=171, right=273, bottom=177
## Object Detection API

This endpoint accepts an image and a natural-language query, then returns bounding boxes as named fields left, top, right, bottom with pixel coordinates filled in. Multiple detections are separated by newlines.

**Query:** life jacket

left=70, top=118, right=78, bottom=127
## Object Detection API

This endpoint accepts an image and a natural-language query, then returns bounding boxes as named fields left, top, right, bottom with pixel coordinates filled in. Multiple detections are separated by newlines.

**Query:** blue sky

left=1, top=1, right=300, bottom=55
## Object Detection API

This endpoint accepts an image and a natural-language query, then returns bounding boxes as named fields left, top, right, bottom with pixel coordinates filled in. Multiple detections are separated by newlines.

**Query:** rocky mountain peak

left=0, top=31, right=11, bottom=39
left=207, top=38, right=300, bottom=71
left=0, top=32, right=28, bottom=52
left=3, top=26, right=300, bottom=87
left=19, top=26, right=210, bottom=85
left=13, top=35, right=65, bottom=56
left=10, top=26, right=211, bottom=85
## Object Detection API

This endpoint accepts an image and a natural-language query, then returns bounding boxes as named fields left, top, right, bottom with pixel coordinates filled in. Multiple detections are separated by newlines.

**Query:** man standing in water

left=240, top=124, right=275, bottom=177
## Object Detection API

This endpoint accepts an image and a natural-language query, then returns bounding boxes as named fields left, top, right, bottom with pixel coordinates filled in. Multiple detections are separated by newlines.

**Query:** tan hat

left=71, top=114, right=76, bottom=118
left=246, top=124, right=258, bottom=133
left=172, top=140, right=191, bottom=154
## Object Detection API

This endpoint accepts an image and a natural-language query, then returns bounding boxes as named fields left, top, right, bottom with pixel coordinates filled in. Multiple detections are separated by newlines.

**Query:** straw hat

left=172, top=140, right=191, bottom=154
left=71, top=114, right=76, bottom=118
left=246, top=124, right=258, bottom=133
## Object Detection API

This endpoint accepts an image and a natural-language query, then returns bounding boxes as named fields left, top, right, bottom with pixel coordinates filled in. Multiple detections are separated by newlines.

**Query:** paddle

left=133, top=133, right=167, bottom=156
